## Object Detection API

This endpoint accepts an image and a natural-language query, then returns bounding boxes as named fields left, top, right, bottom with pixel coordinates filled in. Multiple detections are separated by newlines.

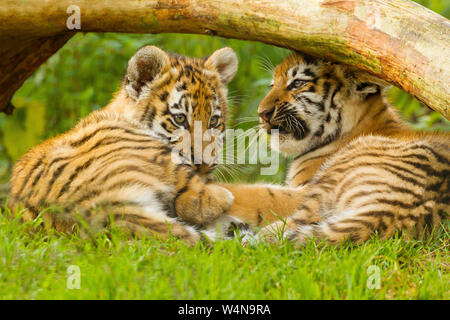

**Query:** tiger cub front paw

left=200, top=185, right=234, bottom=224
left=175, top=185, right=234, bottom=225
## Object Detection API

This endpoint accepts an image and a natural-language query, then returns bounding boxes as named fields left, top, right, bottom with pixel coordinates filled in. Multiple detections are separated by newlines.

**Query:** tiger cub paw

left=201, top=185, right=234, bottom=222
left=176, top=185, right=234, bottom=226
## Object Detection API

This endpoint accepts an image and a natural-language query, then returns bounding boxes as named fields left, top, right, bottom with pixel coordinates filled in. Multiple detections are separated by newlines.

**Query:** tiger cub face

left=107, top=46, right=238, bottom=174
left=258, top=52, right=389, bottom=156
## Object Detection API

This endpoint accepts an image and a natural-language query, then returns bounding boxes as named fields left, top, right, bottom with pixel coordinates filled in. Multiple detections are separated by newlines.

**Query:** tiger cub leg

left=112, top=215, right=201, bottom=245
left=251, top=185, right=324, bottom=243
left=80, top=209, right=202, bottom=245
left=15, top=204, right=201, bottom=245
left=34, top=205, right=201, bottom=245
left=259, top=207, right=392, bottom=246
left=220, top=184, right=306, bottom=227
left=258, top=196, right=448, bottom=246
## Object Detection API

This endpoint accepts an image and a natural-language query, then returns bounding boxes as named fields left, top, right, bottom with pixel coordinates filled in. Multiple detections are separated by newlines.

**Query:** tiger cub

left=9, top=46, right=242, bottom=244
left=238, top=52, right=449, bottom=245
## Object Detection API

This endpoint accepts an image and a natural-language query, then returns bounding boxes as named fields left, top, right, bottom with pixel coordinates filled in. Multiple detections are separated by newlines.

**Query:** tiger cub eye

left=292, top=79, right=307, bottom=89
left=209, top=115, right=220, bottom=128
left=173, top=114, right=186, bottom=124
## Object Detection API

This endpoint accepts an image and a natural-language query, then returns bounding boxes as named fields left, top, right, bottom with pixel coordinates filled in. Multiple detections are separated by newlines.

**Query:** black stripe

left=92, top=148, right=171, bottom=184
left=257, top=210, right=263, bottom=224
left=140, top=105, right=150, bottom=122
left=96, top=144, right=169, bottom=163
left=372, top=105, right=388, bottom=119
left=97, top=165, right=155, bottom=185
left=335, top=173, right=385, bottom=200
left=426, top=180, right=444, bottom=192
left=341, top=218, right=375, bottom=230
left=296, top=153, right=332, bottom=164
left=71, top=126, right=123, bottom=147
left=140, top=105, right=156, bottom=129
left=301, top=54, right=317, bottom=66
left=359, top=210, right=395, bottom=219
left=174, top=186, right=189, bottom=202
left=398, top=213, right=420, bottom=222
left=356, top=82, right=374, bottom=91
left=159, top=91, right=169, bottom=102
left=299, top=96, right=323, bottom=111
left=342, top=182, right=423, bottom=206
left=294, top=129, right=340, bottom=160
left=96, top=200, right=140, bottom=210
left=16, top=159, right=43, bottom=198
left=49, top=135, right=157, bottom=169
left=302, top=85, right=316, bottom=93
left=336, top=151, right=431, bottom=168
left=423, top=212, right=434, bottom=230
left=321, top=81, right=331, bottom=107
left=293, top=218, right=309, bottom=225
left=372, top=198, right=418, bottom=210
left=375, top=164, right=426, bottom=188
left=328, top=224, right=360, bottom=233
left=292, top=167, right=307, bottom=180
left=314, top=124, right=324, bottom=138
left=329, top=84, right=340, bottom=109
left=303, top=68, right=315, bottom=78
left=296, top=204, right=312, bottom=212
left=70, top=125, right=152, bottom=148
left=174, top=170, right=197, bottom=202
left=333, top=160, right=426, bottom=182
left=408, top=145, right=449, bottom=165
left=56, top=158, right=95, bottom=199
left=30, top=167, right=45, bottom=188
left=68, top=149, right=170, bottom=199
left=44, top=162, right=69, bottom=198
left=342, top=190, right=373, bottom=205
left=401, top=159, right=449, bottom=178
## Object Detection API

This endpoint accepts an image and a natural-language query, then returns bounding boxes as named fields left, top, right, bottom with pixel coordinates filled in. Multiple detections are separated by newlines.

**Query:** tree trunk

left=1, top=0, right=449, bottom=118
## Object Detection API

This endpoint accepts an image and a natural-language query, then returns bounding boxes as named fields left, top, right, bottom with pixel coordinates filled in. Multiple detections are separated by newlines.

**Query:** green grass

left=1, top=206, right=448, bottom=300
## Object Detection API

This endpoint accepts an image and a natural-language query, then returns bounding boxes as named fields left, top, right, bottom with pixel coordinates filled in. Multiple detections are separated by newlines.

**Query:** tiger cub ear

left=205, top=47, right=238, bottom=85
left=346, top=67, right=391, bottom=98
left=125, top=45, right=170, bottom=100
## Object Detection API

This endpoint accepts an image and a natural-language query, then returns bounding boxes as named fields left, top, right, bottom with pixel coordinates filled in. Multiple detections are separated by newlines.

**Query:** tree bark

left=0, top=0, right=449, bottom=118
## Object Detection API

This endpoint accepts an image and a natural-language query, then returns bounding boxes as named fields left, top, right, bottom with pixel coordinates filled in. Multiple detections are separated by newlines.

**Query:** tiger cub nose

left=259, top=108, right=275, bottom=122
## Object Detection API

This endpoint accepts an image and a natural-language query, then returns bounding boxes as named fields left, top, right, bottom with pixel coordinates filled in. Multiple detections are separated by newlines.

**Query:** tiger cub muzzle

left=258, top=103, right=309, bottom=140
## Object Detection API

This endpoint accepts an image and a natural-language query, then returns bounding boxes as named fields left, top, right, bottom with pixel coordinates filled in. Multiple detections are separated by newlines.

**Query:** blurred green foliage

left=0, top=0, right=448, bottom=183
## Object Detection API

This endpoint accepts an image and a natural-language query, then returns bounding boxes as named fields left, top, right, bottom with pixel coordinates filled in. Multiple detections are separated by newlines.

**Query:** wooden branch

left=0, top=34, right=74, bottom=115
left=1, top=0, right=449, bottom=118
